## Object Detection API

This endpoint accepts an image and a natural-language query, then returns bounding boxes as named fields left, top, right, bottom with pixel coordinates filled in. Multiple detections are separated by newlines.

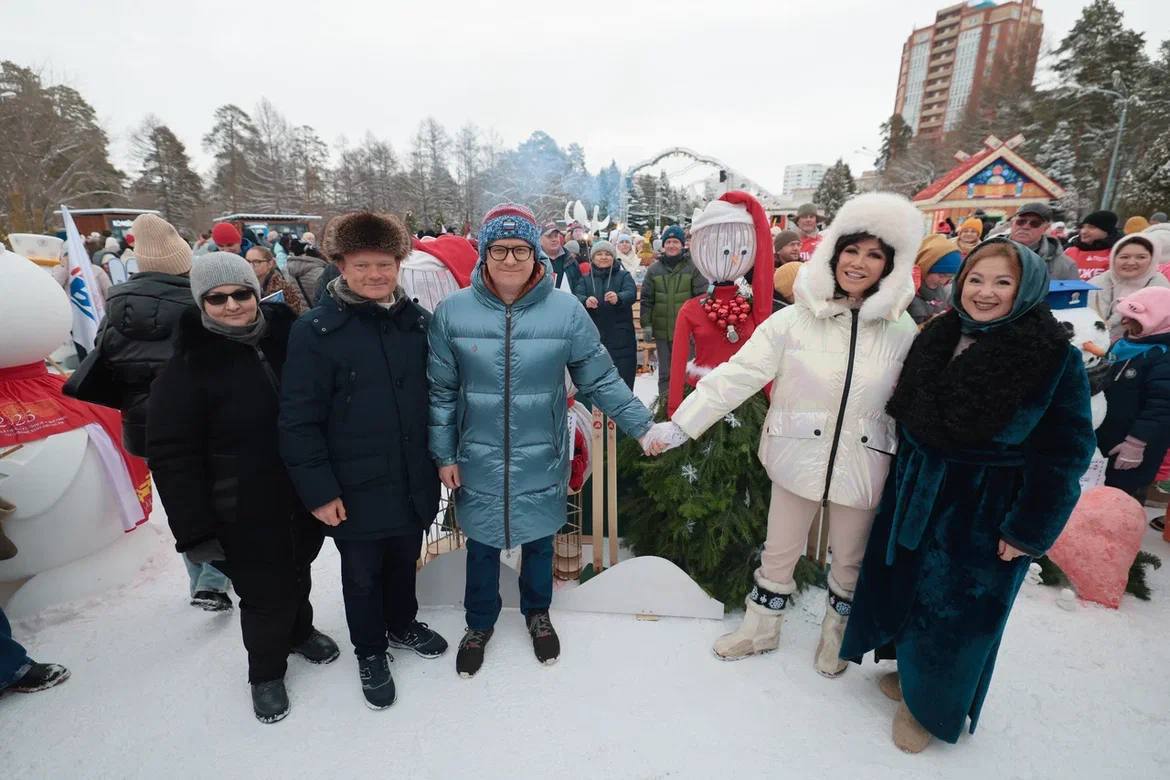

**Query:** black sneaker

left=7, top=662, right=70, bottom=693
left=191, top=591, right=232, bottom=612
left=387, top=620, right=449, bottom=659
left=357, top=652, right=396, bottom=710
left=526, top=610, right=560, bottom=666
left=251, top=680, right=290, bottom=724
left=291, top=629, right=340, bottom=664
left=455, top=628, right=494, bottom=679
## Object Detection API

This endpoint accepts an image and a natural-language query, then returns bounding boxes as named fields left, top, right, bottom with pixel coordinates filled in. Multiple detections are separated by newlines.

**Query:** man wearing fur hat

left=279, top=212, right=446, bottom=711
left=428, top=203, right=656, bottom=679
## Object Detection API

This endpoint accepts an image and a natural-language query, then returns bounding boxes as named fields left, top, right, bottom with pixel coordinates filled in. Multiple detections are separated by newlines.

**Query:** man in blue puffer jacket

left=428, top=203, right=655, bottom=678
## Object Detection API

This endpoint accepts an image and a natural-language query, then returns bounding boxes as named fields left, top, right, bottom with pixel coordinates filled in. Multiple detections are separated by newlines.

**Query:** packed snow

left=3, top=372, right=1168, bottom=777
left=2, top=511, right=1168, bottom=778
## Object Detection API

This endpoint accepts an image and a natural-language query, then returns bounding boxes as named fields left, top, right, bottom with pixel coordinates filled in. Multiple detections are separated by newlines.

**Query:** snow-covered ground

left=2, top=517, right=1168, bottom=779
left=4, top=369, right=1168, bottom=777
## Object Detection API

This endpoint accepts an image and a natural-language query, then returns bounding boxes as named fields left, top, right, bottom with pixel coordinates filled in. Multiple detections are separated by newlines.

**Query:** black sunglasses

left=203, top=289, right=256, bottom=306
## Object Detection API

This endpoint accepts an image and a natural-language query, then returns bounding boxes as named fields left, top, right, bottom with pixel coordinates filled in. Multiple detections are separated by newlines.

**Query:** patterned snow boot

left=814, top=577, right=852, bottom=677
left=712, top=570, right=794, bottom=661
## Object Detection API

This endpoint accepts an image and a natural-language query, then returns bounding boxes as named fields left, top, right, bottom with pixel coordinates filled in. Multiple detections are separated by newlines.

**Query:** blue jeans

left=1, top=606, right=33, bottom=691
left=183, top=553, right=231, bottom=596
left=464, top=535, right=554, bottom=630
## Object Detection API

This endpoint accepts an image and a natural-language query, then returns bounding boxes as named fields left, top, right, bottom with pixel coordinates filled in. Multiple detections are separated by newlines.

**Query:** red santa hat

left=411, top=235, right=478, bottom=288
left=717, top=190, right=775, bottom=326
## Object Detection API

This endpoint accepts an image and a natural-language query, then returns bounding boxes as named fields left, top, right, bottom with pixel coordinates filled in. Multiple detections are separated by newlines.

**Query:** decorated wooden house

left=913, top=134, right=1065, bottom=232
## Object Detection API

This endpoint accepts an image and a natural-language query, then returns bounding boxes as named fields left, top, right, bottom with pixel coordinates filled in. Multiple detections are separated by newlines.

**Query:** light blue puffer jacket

left=428, top=259, right=654, bottom=549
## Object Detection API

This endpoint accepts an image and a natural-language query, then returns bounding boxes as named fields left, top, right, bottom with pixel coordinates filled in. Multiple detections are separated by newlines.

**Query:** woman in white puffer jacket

left=649, top=192, right=924, bottom=674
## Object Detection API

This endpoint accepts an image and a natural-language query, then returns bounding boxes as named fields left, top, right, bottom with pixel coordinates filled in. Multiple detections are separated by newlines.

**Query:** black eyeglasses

left=487, top=245, right=534, bottom=262
left=203, top=289, right=256, bottom=306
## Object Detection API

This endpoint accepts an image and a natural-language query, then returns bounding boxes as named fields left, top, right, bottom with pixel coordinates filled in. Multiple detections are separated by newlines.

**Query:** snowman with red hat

left=625, top=191, right=779, bottom=609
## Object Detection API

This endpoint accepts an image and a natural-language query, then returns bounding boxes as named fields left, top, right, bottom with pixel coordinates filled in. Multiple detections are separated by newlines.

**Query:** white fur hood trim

left=793, top=192, right=925, bottom=322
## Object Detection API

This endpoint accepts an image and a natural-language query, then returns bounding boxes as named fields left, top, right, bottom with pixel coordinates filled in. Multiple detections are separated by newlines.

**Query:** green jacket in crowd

left=639, top=252, right=707, bottom=341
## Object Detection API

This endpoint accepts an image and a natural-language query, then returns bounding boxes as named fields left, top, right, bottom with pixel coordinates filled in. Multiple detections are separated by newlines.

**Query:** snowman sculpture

left=666, top=191, right=776, bottom=415
left=1048, top=280, right=1110, bottom=465
left=398, top=235, right=478, bottom=313
left=0, top=247, right=153, bottom=617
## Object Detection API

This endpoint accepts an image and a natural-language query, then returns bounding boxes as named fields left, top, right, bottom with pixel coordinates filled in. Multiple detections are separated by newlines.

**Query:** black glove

left=185, top=538, right=226, bottom=565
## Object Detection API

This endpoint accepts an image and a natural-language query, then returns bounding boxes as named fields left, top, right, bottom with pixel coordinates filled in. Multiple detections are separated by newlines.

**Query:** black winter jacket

left=146, top=304, right=306, bottom=552
left=572, top=262, right=638, bottom=364
left=279, top=288, right=440, bottom=540
left=63, top=272, right=195, bottom=457
left=1098, top=332, right=1170, bottom=488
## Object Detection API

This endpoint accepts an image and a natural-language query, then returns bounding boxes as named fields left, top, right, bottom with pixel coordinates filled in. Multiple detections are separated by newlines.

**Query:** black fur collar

left=886, top=306, right=1069, bottom=450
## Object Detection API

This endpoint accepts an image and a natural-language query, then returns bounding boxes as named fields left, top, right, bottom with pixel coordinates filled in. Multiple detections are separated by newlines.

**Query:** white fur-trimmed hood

left=793, top=192, right=925, bottom=321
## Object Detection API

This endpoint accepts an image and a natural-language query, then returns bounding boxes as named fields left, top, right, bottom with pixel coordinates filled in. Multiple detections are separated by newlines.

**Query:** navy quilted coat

left=428, top=259, right=654, bottom=549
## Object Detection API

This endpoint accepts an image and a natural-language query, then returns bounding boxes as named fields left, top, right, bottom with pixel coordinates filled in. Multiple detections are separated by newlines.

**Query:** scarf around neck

left=202, top=307, right=268, bottom=347
left=327, top=275, right=407, bottom=311
left=887, top=306, right=1069, bottom=450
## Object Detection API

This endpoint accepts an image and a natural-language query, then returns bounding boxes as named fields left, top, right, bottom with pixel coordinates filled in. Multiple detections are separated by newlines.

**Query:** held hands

left=439, top=464, right=462, bottom=490
left=312, top=497, right=347, bottom=527
left=585, top=296, right=599, bottom=309
left=1107, top=436, right=1146, bottom=471
left=997, top=538, right=1028, bottom=562
left=604, top=291, right=619, bottom=305
left=639, top=421, right=690, bottom=456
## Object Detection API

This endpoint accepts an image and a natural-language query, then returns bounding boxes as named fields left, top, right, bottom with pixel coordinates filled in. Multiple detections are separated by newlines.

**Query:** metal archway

left=620, top=147, right=780, bottom=226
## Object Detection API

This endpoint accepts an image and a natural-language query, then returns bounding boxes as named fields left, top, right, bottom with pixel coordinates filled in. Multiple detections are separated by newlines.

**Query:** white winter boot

left=713, top=571, right=794, bottom=661
left=814, top=578, right=852, bottom=677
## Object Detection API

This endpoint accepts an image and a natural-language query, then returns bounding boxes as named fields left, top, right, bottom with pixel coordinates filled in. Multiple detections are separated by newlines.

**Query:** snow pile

left=2, top=515, right=1168, bottom=777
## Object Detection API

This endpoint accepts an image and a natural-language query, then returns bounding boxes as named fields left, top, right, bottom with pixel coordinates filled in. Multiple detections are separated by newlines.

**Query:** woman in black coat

left=572, top=239, right=638, bottom=389
left=147, top=252, right=338, bottom=725
left=1097, top=286, right=1170, bottom=498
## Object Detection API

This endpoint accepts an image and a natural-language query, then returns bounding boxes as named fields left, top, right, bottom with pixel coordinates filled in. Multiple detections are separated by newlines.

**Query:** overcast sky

left=3, top=0, right=1167, bottom=197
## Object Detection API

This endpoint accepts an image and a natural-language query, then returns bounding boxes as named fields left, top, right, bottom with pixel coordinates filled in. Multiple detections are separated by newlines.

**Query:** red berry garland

left=700, top=293, right=751, bottom=343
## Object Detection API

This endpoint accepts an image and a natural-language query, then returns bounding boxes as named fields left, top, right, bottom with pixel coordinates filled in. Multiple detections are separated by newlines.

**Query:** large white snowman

left=0, top=247, right=157, bottom=618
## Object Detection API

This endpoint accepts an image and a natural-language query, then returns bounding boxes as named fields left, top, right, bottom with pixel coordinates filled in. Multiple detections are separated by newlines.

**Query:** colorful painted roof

left=913, top=142, right=1064, bottom=206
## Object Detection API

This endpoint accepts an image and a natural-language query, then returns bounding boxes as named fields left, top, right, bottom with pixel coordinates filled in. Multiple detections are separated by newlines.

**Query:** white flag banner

left=61, top=205, right=105, bottom=351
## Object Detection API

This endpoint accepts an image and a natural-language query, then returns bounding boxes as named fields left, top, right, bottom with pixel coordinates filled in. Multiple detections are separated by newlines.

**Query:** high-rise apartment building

left=782, top=164, right=827, bottom=196
left=894, top=1, right=1043, bottom=138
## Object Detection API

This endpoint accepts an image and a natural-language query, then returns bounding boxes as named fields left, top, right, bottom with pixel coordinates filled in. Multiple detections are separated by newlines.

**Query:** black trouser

left=334, top=531, right=422, bottom=658
left=216, top=515, right=325, bottom=684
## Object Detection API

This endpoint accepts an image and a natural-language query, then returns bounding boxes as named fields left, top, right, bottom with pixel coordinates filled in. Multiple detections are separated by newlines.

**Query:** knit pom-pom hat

left=477, top=203, right=542, bottom=262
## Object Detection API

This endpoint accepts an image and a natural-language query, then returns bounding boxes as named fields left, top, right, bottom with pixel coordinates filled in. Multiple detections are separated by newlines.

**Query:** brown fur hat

left=324, top=212, right=411, bottom=262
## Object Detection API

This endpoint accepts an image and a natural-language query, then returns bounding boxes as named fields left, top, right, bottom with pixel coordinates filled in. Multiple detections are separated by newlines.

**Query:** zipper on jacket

left=821, top=309, right=860, bottom=506
left=503, top=304, right=513, bottom=552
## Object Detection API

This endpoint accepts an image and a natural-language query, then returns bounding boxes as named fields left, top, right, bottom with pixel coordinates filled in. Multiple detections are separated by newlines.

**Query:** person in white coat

left=644, top=192, right=924, bottom=674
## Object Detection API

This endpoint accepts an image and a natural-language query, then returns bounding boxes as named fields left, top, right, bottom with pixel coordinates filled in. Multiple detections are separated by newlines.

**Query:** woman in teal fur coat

left=840, top=238, right=1096, bottom=752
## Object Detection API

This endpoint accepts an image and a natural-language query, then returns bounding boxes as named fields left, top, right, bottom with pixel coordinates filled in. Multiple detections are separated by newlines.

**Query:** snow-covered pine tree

left=814, top=159, right=856, bottom=222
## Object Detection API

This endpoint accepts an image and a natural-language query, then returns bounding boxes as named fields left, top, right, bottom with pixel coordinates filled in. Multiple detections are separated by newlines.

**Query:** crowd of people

left=2, top=192, right=1167, bottom=756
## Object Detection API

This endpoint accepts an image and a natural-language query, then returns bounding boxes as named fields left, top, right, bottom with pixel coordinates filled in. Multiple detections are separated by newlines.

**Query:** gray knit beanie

left=590, top=239, right=617, bottom=260
left=189, top=251, right=262, bottom=303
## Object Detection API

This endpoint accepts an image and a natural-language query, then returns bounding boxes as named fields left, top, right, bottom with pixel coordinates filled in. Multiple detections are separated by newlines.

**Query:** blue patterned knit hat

left=477, top=203, right=543, bottom=263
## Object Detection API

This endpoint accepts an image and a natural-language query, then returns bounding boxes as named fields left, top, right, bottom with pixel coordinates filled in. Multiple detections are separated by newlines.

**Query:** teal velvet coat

left=428, top=259, right=654, bottom=550
left=841, top=309, right=1096, bottom=744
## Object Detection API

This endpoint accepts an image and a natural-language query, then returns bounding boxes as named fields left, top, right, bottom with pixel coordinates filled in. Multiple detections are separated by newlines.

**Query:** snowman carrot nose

left=1082, top=341, right=1106, bottom=357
